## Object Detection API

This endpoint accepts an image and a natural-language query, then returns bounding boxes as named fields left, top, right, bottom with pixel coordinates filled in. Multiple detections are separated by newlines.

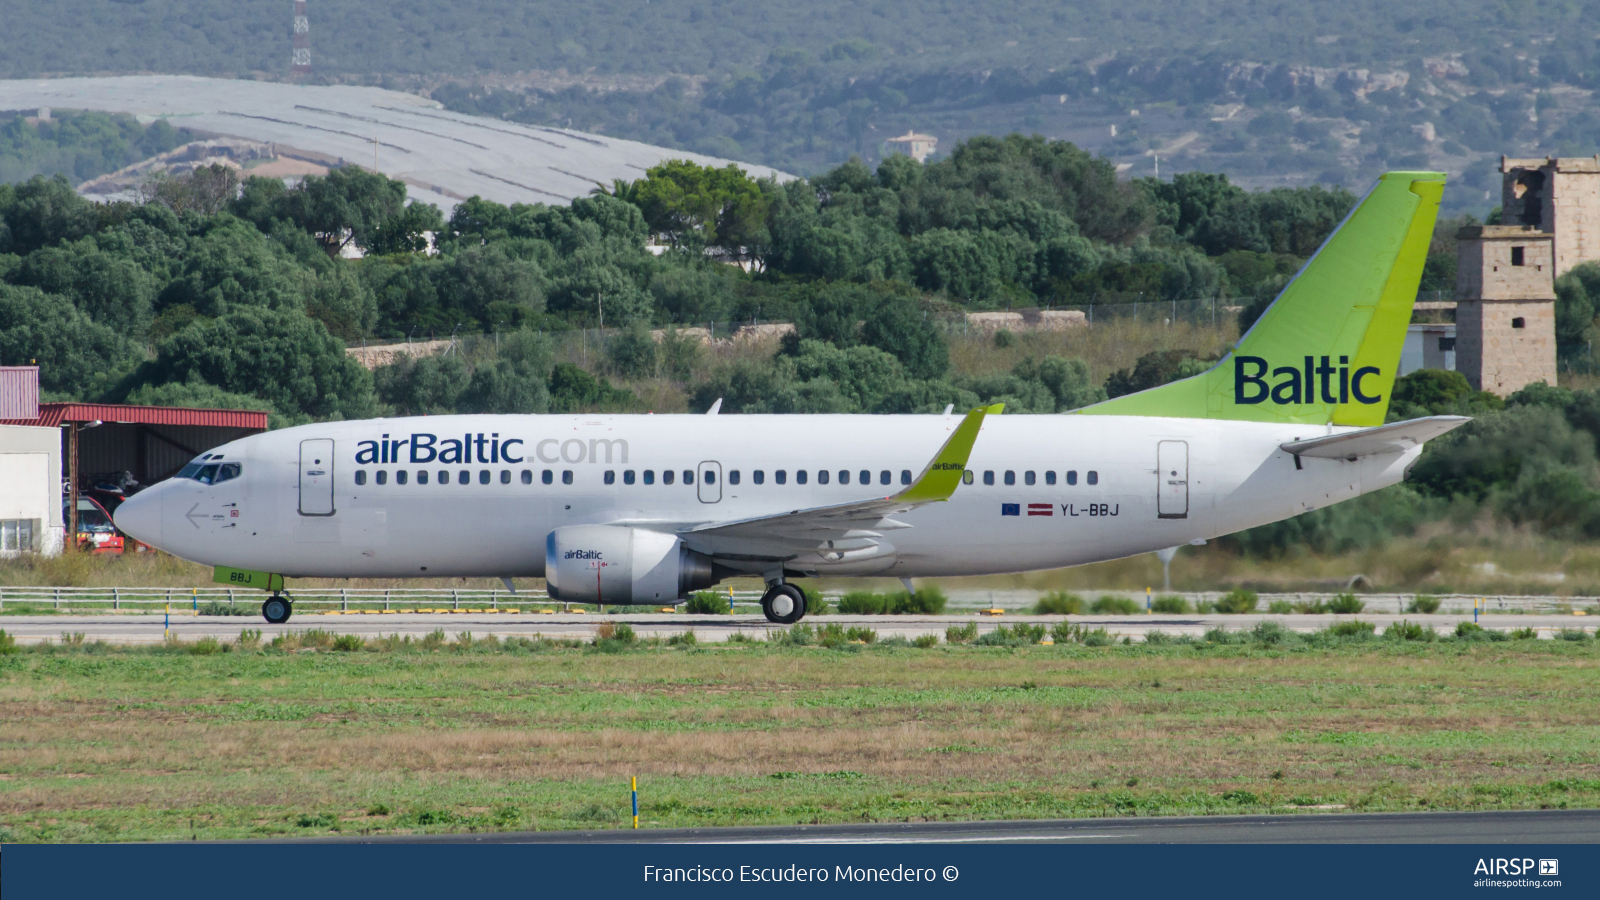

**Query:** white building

left=0, top=425, right=64, bottom=557
left=1399, top=323, right=1456, bottom=376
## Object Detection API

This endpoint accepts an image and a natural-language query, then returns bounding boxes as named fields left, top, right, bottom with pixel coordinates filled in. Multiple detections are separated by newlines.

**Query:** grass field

left=1, top=632, right=1597, bottom=842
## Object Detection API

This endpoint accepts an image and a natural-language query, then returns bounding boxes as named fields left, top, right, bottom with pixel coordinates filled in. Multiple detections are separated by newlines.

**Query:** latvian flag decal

left=1027, top=503, right=1053, bottom=516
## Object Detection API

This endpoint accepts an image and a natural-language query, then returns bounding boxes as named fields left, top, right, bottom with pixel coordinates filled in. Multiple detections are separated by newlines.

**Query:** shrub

left=1510, top=627, right=1538, bottom=640
left=332, top=634, right=364, bottom=652
left=1407, top=595, right=1442, bottom=614
left=1144, top=630, right=1171, bottom=644
left=1090, top=595, right=1140, bottom=615
left=726, top=631, right=761, bottom=644
left=1011, top=623, right=1046, bottom=644
left=1558, top=628, right=1591, bottom=642
left=1328, top=593, right=1365, bottom=614
left=236, top=628, right=262, bottom=651
left=1203, top=626, right=1246, bottom=644
left=1384, top=620, right=1435, bottom=641
left=419, top=629, right=446, bottom=651
left=1081, top=627, right=1114, bottom=647
left=1033, top=592, right=1085, bottom=615
left=190, top=635, right=224, bottom=655
left=837, top=592, right=888, bottom=615
left=1329, top=620, right=1376, bottom=638
left=800, top=586, right=829, bottom=614
left=846, top=626, right=877, bottom=643
left=1295, top=598, right=1329, bottom=614
left=1267, top=600, right=1293, bottom=615
left=976, top=624, right=1043, bottom=646
left=1250, top=620, right=1292, bottom=645
left=773, top=623, right=814, bottom=646
left=684, top=591, right=729, bottom=615
left=0, top=630, right=14, bottom=655
left=912, top=634, right=939, bottom=648
left=945, top=622, right=978, bottom=644
left=1194, top=599, right=1217, bottom=613
left=612, top=622, right=637, bottom=644
left=1151, top=595, right=1190, bottom=614
left=899, top=587, right=947, bottom=614
left=365, top=804, right=391, bottom=816
left=666, top=630, right=697, bottom=646
left=1215, top=589, right=1259, bottom=614
left=1455, top=621, right=1485, bottom=639
left=1051, top=621, right=1086, bottom=644
left=197, top=601, right=252, bottom=616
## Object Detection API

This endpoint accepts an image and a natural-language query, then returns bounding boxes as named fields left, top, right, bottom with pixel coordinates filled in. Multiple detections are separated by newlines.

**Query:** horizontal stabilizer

left=1280, top=415, right=1469, bottom=460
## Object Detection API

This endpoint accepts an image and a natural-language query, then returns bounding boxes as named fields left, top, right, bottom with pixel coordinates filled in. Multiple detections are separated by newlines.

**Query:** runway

left=1, top=611, right=1592, bottom=644
left=284, top=809, right=1600, bottom=844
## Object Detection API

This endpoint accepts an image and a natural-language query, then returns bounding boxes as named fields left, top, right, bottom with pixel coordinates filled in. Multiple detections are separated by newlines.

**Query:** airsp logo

left=1234, top=355, right=1383, bottom=406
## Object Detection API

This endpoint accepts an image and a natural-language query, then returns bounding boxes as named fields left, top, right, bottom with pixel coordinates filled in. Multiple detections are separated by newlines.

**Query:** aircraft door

left=299, top=439, right=336, bottom=516
left=1156, top=440, right=1188, bottom=519
left=697, top=461, right=722, bottom=503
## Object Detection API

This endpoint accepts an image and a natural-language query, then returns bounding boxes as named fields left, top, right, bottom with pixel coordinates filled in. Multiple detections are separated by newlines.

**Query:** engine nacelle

left=545, top=525, right=720, bottom=604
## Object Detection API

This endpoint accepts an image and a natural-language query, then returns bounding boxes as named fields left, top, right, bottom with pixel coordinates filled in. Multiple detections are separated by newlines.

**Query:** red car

left=65, top=496, right=124, bottom=553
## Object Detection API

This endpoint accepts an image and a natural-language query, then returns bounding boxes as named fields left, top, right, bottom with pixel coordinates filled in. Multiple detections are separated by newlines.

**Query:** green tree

left=632, top=159, right=770, bottom=253
left=859, top=293, right=947, bottom=380
left=0, top=283, right=138, bottom=398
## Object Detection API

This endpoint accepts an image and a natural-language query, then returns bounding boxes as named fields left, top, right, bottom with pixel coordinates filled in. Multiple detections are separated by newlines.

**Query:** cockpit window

left=178, top=459, right=242, bottom=484
left=196, top=464, right=220, bottom=484
left=215, top=463, right=241, bottom=483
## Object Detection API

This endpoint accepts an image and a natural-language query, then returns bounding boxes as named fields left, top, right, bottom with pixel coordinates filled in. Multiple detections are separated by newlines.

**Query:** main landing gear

left=760, top=583, right=806, bottom=625
left=262, top=593, right=292, bottom=624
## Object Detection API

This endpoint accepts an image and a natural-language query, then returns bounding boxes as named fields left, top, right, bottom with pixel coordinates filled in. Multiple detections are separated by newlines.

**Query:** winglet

left=897, top=404, right=1001, bottom=503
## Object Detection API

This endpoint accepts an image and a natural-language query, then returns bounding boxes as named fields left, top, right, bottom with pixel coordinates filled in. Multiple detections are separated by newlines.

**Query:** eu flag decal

left=1001, top=503, right=1020, bottom=516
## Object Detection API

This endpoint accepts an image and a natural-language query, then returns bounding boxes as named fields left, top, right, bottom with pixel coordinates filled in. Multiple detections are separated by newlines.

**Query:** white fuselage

left=113, top=413, right=1416, bottom=581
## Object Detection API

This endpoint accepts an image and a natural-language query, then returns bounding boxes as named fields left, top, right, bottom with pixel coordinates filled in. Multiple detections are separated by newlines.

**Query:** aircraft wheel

left=262, top=595, right=292, bottom=624
left=761, top=584, right=806, bottom=625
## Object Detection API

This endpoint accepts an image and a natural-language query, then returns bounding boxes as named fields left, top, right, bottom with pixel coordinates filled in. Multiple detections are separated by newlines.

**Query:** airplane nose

left=113, top=487, right=163, bottom=548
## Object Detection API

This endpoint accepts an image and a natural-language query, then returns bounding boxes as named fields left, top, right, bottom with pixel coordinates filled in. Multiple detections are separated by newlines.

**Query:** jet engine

left=544, top=525, right=722, bottom=604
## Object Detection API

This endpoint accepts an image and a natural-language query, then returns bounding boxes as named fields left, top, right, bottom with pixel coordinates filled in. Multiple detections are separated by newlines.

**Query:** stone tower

left=1500, top=156, right=1600, bottom=275
left=1453, top=225, right=1558, bottom=396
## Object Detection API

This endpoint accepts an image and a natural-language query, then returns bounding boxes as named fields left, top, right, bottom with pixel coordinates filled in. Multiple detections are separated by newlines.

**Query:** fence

left=0, top=585, right=781, bottom=612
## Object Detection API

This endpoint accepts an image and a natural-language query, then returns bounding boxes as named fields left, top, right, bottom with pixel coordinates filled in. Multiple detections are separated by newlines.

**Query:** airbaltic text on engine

left=1234, top=356, right=1383, bottom=405
left=354, top=433, right=628, bottom=465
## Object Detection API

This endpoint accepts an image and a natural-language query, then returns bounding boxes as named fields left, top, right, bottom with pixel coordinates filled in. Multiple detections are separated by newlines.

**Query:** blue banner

left=4, top=843, right=1595, bottom=899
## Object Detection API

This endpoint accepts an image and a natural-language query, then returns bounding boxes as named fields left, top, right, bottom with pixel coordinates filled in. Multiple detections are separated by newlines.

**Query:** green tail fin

left=1079, top=171, right=1446, bottom=426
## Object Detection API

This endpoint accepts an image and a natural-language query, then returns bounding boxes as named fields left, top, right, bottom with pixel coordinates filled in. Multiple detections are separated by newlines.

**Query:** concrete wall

left=0, top=425, right=64, bottom=556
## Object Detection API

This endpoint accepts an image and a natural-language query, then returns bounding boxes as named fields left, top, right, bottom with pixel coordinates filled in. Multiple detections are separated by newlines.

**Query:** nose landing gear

left=262, top=594, right=292, bottom=624
left=760, top=583, right=806, bottom=624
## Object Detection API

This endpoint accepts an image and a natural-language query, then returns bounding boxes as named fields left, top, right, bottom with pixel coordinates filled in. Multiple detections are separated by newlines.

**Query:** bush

left=800, top=585, right=829, bottom=614
left=1329, top=620, right=1376, bottom=638
left=1384, top=620, right=1435, bottom=641
left=912, top=634, right=939, bottom=648
left=1510, top=627, right=1538, bottom=640
left=837, top=588, right=947, bottom=614
left=1327, top=593, right=1365, bottom=615
left=197, top=601, right=252, bottom=616
left=237, top=628, right=262, bottom=651
left=684, top=591, right=730, bottom=614
left=0, top=629, right=14, bottom=655
left=1033, top=592, right=1085, bottom=615
left=837, top=591, right=887, bottom=614
left=1215, top=589, right=1259, bottom=614
left=773, top=623, right=814, bottom=646
left=594, top=621, right=637, bottom=645
left=1407, top=595, right=1442, bottom=614
left=1267, top=600, right=1293, bottom=614
left=1250, top=620, right=1292, bottom=645
left=945, top=622, right=978, bottom=644
left=1090, top=595, right=1140, bottom=615
left=667, top=630, right=697, bottom=646
left=976, top=623, right=1044, bottom=646
left=1295, top=598, right=1329, bottom=614
left=1151, top=595, right=1190, bottom=614
left=1203, top=626, right=1247, bottom=644
left=1081, top=628, right=1114, bottom=647
left=331, top=634, right=364, bottom=652
left=1051, top=621, right=1112, bottom=645
left=1455, top=621, right=1485, bottom=639
left=1558, top=628, right=1592, bottom=642
left=900, top=587, right=948, bottom=614
left=190, top=635, right=224, bottom=655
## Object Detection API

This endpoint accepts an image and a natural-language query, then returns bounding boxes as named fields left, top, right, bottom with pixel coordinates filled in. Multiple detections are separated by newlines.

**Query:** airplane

left=113, top=171, right=1467, bottom=625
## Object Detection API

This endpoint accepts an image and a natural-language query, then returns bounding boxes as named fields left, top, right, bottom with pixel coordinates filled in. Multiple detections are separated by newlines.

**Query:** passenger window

left=562, top=470, right=574, bottom=485
left=983, top=471, right=995, bottom=486
left=775, top=470, right=786, bottom=485
left=663, top=470, right=675, bottom=485
left=818, top=470, right=830, bottom=485
left=1004, top=471, right=1015, bottom=486
left=604, top=470, right=616, bottom=485
left=355, top=470, right=367, bottom=486
left=458, top=470, right=470, bottom=485
left=542, top=470, right=554, bottom=485
left=838, top=470, right=849, bottom=485
left=418, top=470, right=429, bottom=485
left=881, top=470, right=891, bottom=486
left=499, top=470, right=510, bottom=484
left=376, top=470, right=388, bottom=485
left=644, top=470, right=655, bottom=485
left=478, top=470, right=490, bottom=485
left=797, top=470, right=808, bottom=485
left=704, top=470, right=716, bottom=485
left=439, top=469, right=449, bottom=485
left=520, top=470, right=531, bottom=484
left=1024, top=471, right=1035, bottom=486
left=1045, top=471, right=1056, bottom=486
left=754, top=470, right=765, bottom=485
left=860, top=470, right=870, bottom=485
left=396, top=470, right=408, bottom=485
left=729, top=470, right=740, bottom=485
left=902, top=470, right=912, bottom=485
left=624, top=470, right=636, bottom=485
left=684, top=470, right=694, bottom=485
left=1066, top=470, right=1078, bottom=486
left=962, top=470, right=973, bottom=485
left=1087, top=470, right=1099, bottom=485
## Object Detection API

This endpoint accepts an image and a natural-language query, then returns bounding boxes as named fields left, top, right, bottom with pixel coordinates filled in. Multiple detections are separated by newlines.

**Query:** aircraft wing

left=677, top=404, right=1000, bottom=560
left=1279, top=415, right=1469, bottom=460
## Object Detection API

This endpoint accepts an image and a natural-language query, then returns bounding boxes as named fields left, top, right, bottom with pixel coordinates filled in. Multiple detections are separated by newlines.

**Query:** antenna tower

left=291, top=1, right=311, bottom=75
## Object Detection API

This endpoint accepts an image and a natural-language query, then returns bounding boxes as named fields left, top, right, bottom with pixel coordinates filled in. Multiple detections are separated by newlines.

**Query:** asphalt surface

left=2, top=611, right=1593, bottom=644
left=277, top=809, right=1600, bottom=844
